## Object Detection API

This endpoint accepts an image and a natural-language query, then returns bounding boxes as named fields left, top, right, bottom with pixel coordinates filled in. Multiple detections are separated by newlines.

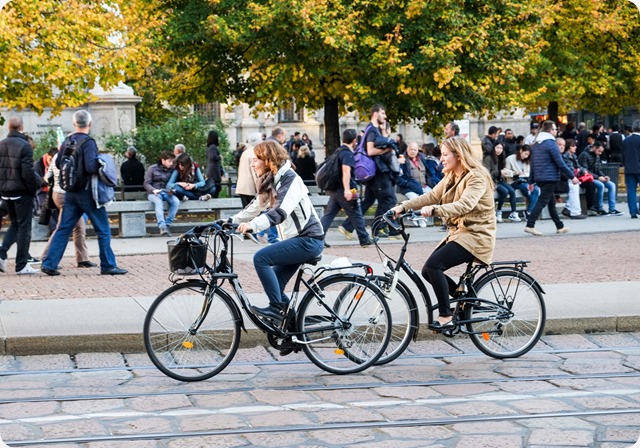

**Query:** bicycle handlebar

left=381, top=209, right=427, bottom=231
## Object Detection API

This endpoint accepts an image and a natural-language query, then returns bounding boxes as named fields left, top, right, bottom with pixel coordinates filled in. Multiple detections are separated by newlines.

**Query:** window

left=278, top=102, right=303, bottom=122
left=194, top=102, right=221, bottom=124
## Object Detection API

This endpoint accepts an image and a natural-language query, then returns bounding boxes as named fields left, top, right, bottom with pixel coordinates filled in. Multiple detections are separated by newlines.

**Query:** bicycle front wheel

left=297, top=275, right=391, bottom=375
left=465, top=270, right=546, bottom=359
left=372, top=275, right=419, bottom=365
left=143, top=281, right=241, bottom=381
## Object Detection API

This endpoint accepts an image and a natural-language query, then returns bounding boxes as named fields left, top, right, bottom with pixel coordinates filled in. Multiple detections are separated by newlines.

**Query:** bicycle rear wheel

left=465, top=270, right=545, bottom=359
left=144, top=281, right=241, bottom=381
left=371, top=275, right=419, bottom=365
left=297, top=275, right=391, bottom=375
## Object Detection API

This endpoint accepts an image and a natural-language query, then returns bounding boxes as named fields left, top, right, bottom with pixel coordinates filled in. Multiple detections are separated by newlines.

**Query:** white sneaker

left=509, top=212, right=521, bottom=222
left=496, top=211, right=503, bottom=223
left=0, top=256, right=7, bottom=273
left=337, top=226, right=354, bottom=240
left=17, top=264, right=40, bottom=275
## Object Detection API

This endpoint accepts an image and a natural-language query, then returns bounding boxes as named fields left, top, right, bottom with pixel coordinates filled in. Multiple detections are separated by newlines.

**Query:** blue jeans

left=511, top=182, right=540, bottom=213
left=173, top=184, right=216, bottom=200
left=42, top=188, right=117, bottom=271
left=253, top=236, right=324, bottom=305
left=495, top=181, right=517, bottom=212
left=148, top=192, right=179, bottom=227
left=625, top=173, right=640, bottom=216
left=321, top=190, right=370, bottom=244
left=0, top=195, right=33, bottom=272
left=592, top=179, right=616, bottom=211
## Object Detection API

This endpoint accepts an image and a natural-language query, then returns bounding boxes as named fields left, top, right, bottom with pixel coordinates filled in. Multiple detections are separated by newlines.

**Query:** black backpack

left=57, top=134, right=91, bottom=192
left=315, top=147, right=348, bottom=191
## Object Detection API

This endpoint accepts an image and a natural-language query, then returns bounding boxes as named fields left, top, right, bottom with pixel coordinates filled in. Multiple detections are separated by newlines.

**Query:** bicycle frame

left=375, top=212, right=545, bottom=330
left=180, top=223, right=379, bottom=342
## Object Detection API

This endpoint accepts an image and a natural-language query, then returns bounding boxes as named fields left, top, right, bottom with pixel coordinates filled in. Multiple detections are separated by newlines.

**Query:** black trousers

left=422, top=242, right=474, bottom=317
left=526, top=181, right=564, bottom=229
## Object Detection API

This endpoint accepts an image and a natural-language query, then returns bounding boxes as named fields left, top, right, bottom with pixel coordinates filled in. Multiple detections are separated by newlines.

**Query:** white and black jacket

left=231, top=161, right=324, bottom=240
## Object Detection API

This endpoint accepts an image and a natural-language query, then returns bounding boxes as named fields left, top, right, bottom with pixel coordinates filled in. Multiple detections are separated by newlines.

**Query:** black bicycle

left=143, top=222, right=392, bottom=381
left=369, top=211, right=546, bottom=365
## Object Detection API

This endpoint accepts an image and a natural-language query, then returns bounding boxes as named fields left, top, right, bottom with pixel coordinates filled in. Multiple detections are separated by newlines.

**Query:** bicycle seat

left=304, top=255, right=323, bottom=266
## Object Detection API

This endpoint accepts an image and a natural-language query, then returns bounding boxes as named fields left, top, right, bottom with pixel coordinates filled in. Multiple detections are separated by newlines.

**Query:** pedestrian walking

left=41, top=110, right=127, bottom=276
left=0, top=116, right=44, bottom=275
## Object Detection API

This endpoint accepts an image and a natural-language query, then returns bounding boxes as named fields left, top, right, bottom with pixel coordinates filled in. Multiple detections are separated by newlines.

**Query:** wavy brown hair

left=253, top=141, right=289, bottom=175
left=441, top=136, right=493, bottom=188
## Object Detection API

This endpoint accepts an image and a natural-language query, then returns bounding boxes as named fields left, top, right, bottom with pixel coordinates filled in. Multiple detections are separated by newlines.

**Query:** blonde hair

left=253, top=141, right=289, bottom=175
left=298, top=145, right=310, bottom=158
left=441, top=136, right=493, bottom=187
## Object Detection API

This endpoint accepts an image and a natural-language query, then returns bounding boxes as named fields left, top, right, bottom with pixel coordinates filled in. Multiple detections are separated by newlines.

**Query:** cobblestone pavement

left=2, top=231, right=639, bottom=301
left=0, top=332, right=639, bottom=447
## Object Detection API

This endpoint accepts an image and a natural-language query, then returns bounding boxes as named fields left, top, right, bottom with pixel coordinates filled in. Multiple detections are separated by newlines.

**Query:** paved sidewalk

left=0, top=203, right=639, bottom=355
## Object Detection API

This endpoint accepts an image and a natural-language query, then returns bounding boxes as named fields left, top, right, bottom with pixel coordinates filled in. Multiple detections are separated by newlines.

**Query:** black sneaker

left=596, top=209, right=608, bottom=216
left=252, top=304, right=286, bottom=321
left=561, top=208, right=571, bottom=218
left=360, top=238, right=375, bottom=247
left=27, top=256, right=41, bottom=263
left=608, top=210, right=623, bottom=216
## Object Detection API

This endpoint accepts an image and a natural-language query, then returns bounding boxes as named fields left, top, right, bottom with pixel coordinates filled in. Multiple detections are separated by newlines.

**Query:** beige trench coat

left=401, top=168, right=497, bottom=265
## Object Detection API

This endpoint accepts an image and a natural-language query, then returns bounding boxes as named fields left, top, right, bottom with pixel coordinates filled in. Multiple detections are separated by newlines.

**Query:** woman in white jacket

left=234, top=141, right=324, bottom=322
left=505, top=145, right=540, bottom=217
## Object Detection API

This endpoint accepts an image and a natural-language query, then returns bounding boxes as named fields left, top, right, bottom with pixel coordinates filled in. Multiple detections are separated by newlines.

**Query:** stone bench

left=107, top=196, right=331, bottom=237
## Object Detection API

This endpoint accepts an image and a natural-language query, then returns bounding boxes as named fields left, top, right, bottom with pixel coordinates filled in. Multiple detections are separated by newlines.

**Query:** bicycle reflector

left=482, top=333, right=490, bottom=341
left=334, top=349, right=345, bottom=355
left=182, top=341, right=194, bottom=349
left=366, top=266, right=373, bottom=275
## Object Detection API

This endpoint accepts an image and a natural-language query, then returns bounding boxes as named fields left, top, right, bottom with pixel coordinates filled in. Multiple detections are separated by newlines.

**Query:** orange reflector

left=182, top=341, right=194, bottom=349
left=355, top=290, right=363, bottom=300
left=482, top=333, right=490, bottom=341
left=334, top=349, right=345, bottom=355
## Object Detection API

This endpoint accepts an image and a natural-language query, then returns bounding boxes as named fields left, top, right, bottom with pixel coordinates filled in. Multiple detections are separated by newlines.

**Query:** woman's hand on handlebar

left=389, top=206, right=404, bottom=218
left=420, top=205, right=436, bottom=217
left=237, top=223, right=252, bottom=234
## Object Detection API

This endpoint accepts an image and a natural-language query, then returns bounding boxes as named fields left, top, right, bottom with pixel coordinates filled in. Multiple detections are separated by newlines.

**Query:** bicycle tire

left=297, top=275, right=391, bottom=375
left=144, top=281, right=241, bottom=381
left=464, top=270, right=546, bottom=359
left=371, top=275, right=419, bottom=365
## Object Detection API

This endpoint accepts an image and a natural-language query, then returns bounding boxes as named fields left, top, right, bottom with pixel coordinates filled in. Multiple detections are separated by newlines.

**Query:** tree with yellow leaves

left=0, top=0, right=163, bottom=119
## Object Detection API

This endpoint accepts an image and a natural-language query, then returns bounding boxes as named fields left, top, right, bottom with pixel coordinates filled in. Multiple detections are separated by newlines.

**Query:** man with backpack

left=41, top=110, right=127, bottom=276
left=319, top=129, right=373, bottom=248
left=340, top=104, right=400, bottom=239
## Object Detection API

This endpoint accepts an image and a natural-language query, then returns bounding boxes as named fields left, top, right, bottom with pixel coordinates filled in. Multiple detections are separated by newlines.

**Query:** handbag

left=574, top=168, right=594, bottom=184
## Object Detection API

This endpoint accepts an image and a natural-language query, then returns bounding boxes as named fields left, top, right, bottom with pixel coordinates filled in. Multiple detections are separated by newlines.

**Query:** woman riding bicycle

left=390, top=136, right=497, bottom=331
left=233, top=141, right=324, bottom=322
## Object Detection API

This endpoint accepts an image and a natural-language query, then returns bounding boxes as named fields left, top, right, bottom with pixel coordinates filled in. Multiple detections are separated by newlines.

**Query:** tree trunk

left=323, top=98, right=340, bottom=157
left=548, top=101, right=559, bottom=124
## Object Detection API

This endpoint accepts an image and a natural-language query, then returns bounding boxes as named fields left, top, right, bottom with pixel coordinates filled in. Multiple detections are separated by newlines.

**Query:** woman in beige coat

left=391, top=136, right=497, bottom=330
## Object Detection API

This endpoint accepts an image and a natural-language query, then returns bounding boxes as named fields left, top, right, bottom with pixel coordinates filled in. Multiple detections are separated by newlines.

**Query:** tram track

left=5, top=408, right=640, bottom=446
left=0, top=369, right=638, bottom=406
left=1, top=344, right=639, bottom=378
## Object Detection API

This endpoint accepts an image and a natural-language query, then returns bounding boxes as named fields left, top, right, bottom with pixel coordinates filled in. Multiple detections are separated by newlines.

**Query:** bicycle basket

left=167, top=236, right=208, bottom=275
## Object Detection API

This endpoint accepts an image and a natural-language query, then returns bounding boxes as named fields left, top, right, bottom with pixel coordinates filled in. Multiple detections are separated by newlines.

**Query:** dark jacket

left=206, top=144, right=222, bottom=182
left=120, top=157, right=145, bottom=189
left=578, top=150, right=605, bottom=178
left=623, top=134, right=640, bottom=174
left=0, top=130, right=42, bottom=197
left=481, top=135, right=496, bottom=156
left=56, top=132, right=100, bottom=191
left=144, top=162, right=174, bottom=194
left=530, top=132, right=574, bottom=183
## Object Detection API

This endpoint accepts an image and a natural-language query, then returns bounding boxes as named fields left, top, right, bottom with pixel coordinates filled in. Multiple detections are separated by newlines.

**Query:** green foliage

left=100, top=114, right=231, bottom=174
left=34, top=129, right=59, bottom=159
left=152, top=0, right=545, bottom=135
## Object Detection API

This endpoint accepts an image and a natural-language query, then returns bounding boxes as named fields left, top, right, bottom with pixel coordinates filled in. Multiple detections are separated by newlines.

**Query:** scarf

left=256, top=171, right=277, bottom=207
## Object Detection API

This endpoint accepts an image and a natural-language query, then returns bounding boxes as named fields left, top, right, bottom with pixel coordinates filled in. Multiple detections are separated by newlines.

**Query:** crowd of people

left=1, top=106, right=639, bottom=278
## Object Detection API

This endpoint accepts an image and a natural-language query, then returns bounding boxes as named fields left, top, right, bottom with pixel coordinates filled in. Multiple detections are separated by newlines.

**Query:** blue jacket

left=166, top=166, right=206, bottom=190
left=91, top=153, right=117, bottom=208
left=530, top=132, right=574, bottom=183
left=623, top=134, right=640, bottom=174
